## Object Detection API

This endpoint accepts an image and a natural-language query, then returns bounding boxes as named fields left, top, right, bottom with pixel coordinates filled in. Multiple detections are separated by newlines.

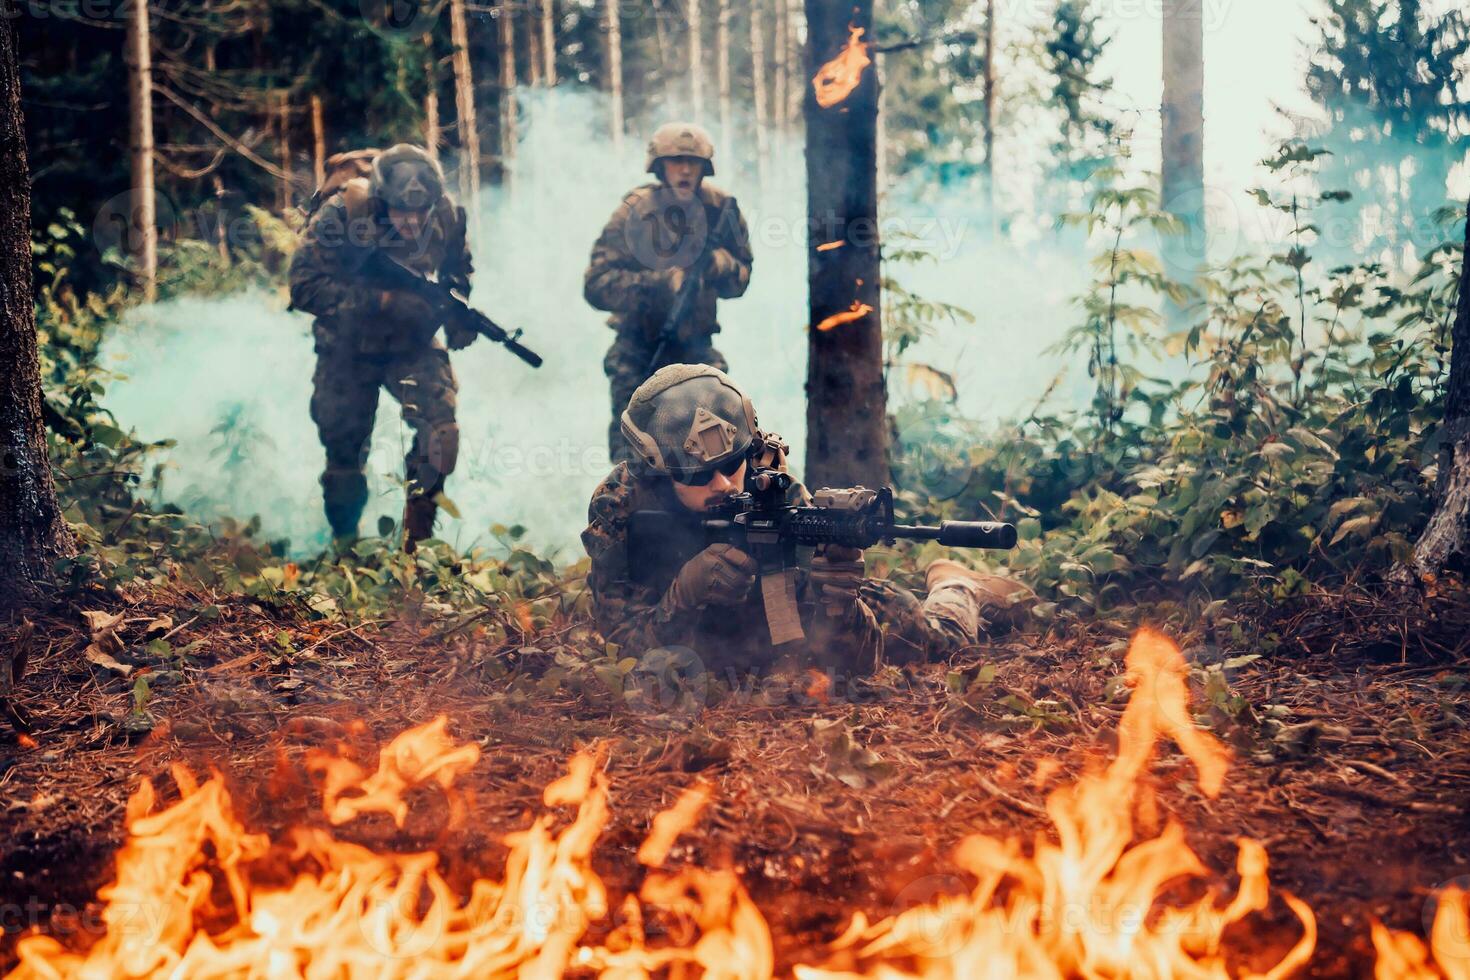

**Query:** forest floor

left=1, top=580, right=1468, bottom=977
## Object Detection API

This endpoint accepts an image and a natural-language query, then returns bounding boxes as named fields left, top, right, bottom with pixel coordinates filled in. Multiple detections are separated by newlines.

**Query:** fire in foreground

left=8, top=632, right=1468, bottom=978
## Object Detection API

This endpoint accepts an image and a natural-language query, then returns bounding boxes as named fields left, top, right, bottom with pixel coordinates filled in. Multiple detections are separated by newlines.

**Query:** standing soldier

left=585, top=122, right=754, bottom=463
left=288, top=143, right=478, bottom=551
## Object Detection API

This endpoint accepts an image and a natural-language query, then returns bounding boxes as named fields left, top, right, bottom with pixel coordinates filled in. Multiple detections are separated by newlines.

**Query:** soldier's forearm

left=706, top=249, right=751, bottom=300
left=289, top=276, right=350, bottom=319
left=584, top=269, right=656, bottom=313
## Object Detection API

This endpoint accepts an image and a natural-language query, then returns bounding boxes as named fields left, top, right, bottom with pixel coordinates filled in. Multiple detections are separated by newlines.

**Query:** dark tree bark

left=1407, top=200, right=1470, bottom=580
left=804, top=0, right=886, bottom=491
left=0, top=6, right=76, bottom=611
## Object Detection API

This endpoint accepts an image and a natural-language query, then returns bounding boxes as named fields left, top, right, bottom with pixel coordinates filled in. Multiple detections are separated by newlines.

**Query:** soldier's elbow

left=584, top=279, right=614, bottom=312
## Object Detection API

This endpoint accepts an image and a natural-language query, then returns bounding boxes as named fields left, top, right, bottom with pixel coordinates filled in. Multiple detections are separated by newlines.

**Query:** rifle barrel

left=889, top=521, right=1018, bottom=550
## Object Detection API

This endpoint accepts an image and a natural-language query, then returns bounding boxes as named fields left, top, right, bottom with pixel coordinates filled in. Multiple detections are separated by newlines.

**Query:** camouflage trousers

left=860, top=577, right=990, bottom=665
left=604, top=333, right=727, bottom=463
left=310, top=339, right=459, bottom=539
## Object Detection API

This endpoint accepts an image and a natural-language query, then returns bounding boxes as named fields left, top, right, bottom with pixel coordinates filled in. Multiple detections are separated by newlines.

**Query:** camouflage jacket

left=288, top=177, right=473, bottom=356
left=583, top=182, right=753, bottom=345
left=580, top=434, right=883, bottom=673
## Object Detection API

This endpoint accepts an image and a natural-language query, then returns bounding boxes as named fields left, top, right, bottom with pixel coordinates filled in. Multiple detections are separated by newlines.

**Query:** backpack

left=304, top=148, right=382, bottom=217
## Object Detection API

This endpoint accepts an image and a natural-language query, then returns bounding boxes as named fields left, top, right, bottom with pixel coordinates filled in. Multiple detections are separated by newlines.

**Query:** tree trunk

left=499, top=1, right=518, bottom=190
left=541, top=0, right=556, bottom=85
left=276, top=92, right=292, bottom=211
left=310, top=95, right=326, bottom=187
left=804, top=0, right=885, bottom=491
left=1161, top=0, right=1205, bottom=273
left=449, top=0, right=482, bottom=235
left=605, top=0, right=624, bottom=149
left=1407, top=200, right=1470, bottom=580
left=689, top=0, right=703, bottom=121
left=717, top=0, right=732, bottom=151
left=124, top=0, right=157, bottom=301
left=211, top=174, right=230, bottom=266
left=786, top=0, right=802, bottom=122
left=0, top=6, right=76, bottom=611
left=982, top=0, right=996, bottom=221
left=773, top=0, right=788, bottom=130
left=874, top=50, right=886, bottom=193
left=528, top=4, right=543, bottom=88
left=423, top=33, right=441, bottom=164
left=751, top=0, right=769, bottom=192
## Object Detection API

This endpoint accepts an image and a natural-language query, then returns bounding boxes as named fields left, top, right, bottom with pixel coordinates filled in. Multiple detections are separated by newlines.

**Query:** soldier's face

left=388, top=207, right=430, bottom=242
left=661, top=158, right=705, bottom=201
left=671, top=461, right=746, bottom=512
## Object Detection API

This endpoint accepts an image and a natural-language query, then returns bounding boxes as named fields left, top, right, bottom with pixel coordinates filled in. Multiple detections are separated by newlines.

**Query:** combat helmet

left=621, top=364, right=757, bottom=480
left=645, top=122, right=716, bottom=177
left=370, top=143, right=445, bottom=211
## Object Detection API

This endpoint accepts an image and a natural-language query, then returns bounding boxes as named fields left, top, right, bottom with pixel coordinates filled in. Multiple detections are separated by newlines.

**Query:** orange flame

left=813, top=26, right=872, bottom=109
left=13, top=632, right=1463, bottom=976
left=817, top=240, right=846, bottom=252
left=7, top=717, right=770, bottom=979
left=1373, top=887, right=1470, bottom=979
left=795, top=628, right=1317, bottom=978
left=815, top=302, right=874, bottom=333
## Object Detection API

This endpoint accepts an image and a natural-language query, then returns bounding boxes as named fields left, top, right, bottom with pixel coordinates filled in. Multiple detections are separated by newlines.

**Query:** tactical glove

left=658, top=266, right=688, bottom=300
left=445, top=321, right=478, bottom=351
left=667, top=543, right=758, bottom=610
left=809, top=544, right=866, bottom=617
left=708, top=248, right=739, bottom=281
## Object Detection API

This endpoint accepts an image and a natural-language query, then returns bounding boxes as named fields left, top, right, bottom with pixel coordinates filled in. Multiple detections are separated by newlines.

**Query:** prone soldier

left=584, top=122, right=754, bottom=464
left=288, top=143, right=476, bottom=551
left=581, top=365, right=1035, bottom=673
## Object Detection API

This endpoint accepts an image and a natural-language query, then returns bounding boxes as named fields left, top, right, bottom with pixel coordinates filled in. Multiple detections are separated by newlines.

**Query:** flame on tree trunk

left=0, top=5, right=75, bottom=610
left=804, top=0, right=885, bottom=491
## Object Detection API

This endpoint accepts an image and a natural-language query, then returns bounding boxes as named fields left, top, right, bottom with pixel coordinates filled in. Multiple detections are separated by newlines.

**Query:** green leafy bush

left=893, top=148, right=1461, bottom=614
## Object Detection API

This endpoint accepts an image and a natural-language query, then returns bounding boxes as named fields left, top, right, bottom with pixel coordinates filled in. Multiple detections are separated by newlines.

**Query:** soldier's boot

left=924, top=559, right=1037, bottom=636
left=322, top=467, right=369, bottom=546
left=402, top=495, right=438, bottom=554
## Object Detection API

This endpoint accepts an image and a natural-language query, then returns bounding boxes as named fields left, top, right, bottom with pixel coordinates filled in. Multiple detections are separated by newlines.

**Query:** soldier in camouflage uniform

left=581, top=365, right=1034, bottom=674
left=584, top=122, right=754, bottom=464
left=289, top=144, right=477, bottom=551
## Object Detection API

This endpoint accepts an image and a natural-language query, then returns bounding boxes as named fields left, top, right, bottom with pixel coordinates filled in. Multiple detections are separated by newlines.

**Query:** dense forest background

left=13, top=0, right=1470, bottom=607
left=4, top=5, right=1470, bottom=975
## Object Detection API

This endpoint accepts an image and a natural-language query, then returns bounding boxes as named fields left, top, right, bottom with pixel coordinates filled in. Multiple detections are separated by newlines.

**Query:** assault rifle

left=630, top=468, right=1016, bottom=644
left=362, top=251, right=544, bottom=368
left=646, top=197, right=735, bottom=372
